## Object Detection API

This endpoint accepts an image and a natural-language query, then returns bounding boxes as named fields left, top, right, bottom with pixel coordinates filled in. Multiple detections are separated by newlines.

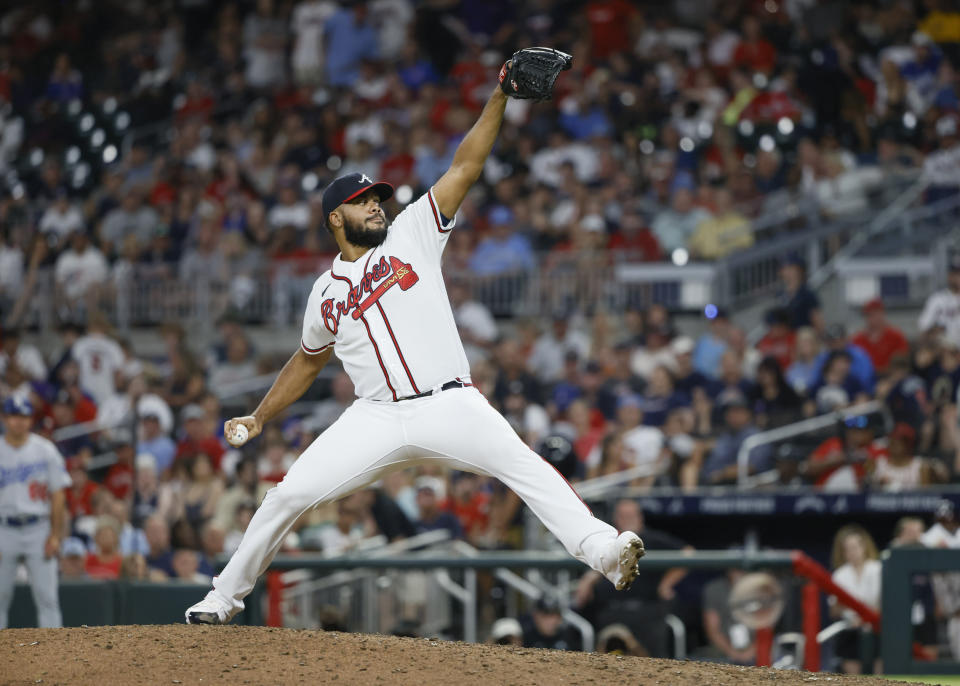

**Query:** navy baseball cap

left=321, top=173, right=394, bottom=223
left=2, top=396, right=33, bottom=416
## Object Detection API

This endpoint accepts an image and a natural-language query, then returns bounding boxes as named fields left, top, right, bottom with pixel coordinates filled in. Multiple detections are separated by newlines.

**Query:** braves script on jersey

left=300, top=189, right=470, bottom=400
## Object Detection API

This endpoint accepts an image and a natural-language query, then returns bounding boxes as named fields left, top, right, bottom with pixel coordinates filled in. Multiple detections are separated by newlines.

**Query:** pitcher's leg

left=23, top=524, right=62, bottom=628
left=200, top=402, right=406, bottom=620
left=407, top=389, right=618, bottom=571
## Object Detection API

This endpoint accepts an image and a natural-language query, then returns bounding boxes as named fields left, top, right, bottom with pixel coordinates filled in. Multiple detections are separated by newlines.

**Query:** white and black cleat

left=185, top=596, right=234, bottom=625
left=604, top=531, right=646, bottom=591
left=186, top=610, right=224, bottom=625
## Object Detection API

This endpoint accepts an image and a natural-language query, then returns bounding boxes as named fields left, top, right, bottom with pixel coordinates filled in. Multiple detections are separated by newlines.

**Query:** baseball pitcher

left=186, top=48, right=645, bottom=625
left=0, top=396, right=71, bottom=628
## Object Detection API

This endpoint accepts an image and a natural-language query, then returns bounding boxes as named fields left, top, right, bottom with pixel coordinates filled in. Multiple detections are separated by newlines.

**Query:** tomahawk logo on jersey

left=300, top=189, right=469, bottom=402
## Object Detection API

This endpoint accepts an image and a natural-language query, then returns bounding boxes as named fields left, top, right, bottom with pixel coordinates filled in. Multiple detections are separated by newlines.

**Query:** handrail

left=52, top=419, right=106, bottom=442
left=574, top=463, right=663, bottom=500
left=221, top=549, right=797, bottom=572
left=664, top=614, right=687, bottom=660
left=816, top=619, right=852, bottom=644
left=736, top=400, right=885, bottom=488
left=213, top=372, right=290, bottom=400
left=491, top=566, right=595, bottom=652
left=807, top=173, right=931, bottom=291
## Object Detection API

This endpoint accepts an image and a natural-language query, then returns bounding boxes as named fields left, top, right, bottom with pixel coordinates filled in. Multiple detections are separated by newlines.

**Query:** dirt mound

left=4, top=625, right=922, bottom=686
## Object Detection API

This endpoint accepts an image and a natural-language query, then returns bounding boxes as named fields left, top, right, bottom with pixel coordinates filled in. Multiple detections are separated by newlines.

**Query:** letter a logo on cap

left=360, top=173, right=373, bottom=185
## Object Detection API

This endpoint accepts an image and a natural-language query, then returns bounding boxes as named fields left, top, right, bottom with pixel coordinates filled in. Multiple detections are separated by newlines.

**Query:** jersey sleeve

left=45, top=440, right=72, bottom=491
left=390, top=188, right=457, bottom=259
left=300, top=274, right=337, bottom=356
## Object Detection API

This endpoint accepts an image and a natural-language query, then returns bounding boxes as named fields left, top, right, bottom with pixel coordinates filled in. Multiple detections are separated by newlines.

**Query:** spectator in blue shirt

left=786, top=327, right=821, bottom=396
left=694, top=308, right=731, bottom=379
left=46, top=53, right=83, bottom=103
left=324, top=3, right=380, bottom=87
left=550, top=351, right=585, bottom=414
left=415, top=131, right=456, bottom=188
left=673, top=336, right=712, bottom=395
left=137, top=413, right=177, bottom=475
left=810, top=324, right=875, bottom=394
left=397, top=43, right=440, bottom=91
left=559, top=98, right=614, bottom=140
left=699, top=391, right=772, bottom=485
left=776, top=254, right=822, bottom=332
left=469, top=206, right=535, bottom=276
left=639, top=365, right=690, bottom=428
left=901, top=33, right=942, bottom=113
left=413, top=478, right=462, bottom=539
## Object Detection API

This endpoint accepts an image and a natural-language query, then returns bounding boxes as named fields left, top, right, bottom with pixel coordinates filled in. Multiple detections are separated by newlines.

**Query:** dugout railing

left=9, top=546, right=960, bottom=674
left=246, top=547, right=933, bottom=671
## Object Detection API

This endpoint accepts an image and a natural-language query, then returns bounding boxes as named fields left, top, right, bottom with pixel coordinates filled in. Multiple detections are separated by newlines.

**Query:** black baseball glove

left=498, top=47, right=573, bottom=101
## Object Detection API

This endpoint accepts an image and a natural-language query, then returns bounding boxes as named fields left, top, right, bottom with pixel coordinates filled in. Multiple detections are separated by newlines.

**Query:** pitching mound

left=4, top=625, right=923, bottom=685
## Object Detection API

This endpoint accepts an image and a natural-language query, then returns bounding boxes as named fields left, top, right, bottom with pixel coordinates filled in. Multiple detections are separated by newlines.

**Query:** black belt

left=395, top=379, right=471, bottom=402
left=1, top=515, right=44, bottom=527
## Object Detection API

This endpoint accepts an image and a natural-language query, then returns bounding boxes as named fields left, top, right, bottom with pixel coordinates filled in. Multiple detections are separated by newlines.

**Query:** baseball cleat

left=603, top=531, right=646, bottom=591
left=185, top=595, right=236, bottom=625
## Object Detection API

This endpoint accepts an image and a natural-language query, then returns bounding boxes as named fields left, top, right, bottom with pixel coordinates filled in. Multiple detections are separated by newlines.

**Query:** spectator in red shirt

left=608, top=212, right=661, bottom=261
left=379, top=123, right=416, bottom=189
left=851, top=299, right=909, bottom=376
left=65, top=456, right=100, bottom=518
left=568, top=398, right=607, bottom=462
left=103, top=429, right=136, bottom=501
left=175, top=403, right=225, bottom=470
left=801, top=415, right=885, bottom=489
left=756, top=308, right=796, bottom=370
left=586, top=0, right=640, bottom=60
left=733, top=16, right=777, bottom=75
left=443, top=473, right=490, bottom=544
left=85, top=515, right=123, bottom=579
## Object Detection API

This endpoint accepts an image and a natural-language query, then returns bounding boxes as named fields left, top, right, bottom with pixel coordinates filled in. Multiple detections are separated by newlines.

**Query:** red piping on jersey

left=374, top=300, right=420, bottom=394
left=301, top=340, right=334, bottom=355
left=330, top=270, right=398, bottom=401
left=537, top=452, right=593, bottom=515
left=427, top=191, right=451, bottom=234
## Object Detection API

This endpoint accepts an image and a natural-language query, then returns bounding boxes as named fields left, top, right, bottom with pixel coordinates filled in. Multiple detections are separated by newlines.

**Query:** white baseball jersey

left=72, top=333, right=125, bottom=405
left=0, top=434, right=71, bottom=517
left=300, top=189, right=470, bottom=401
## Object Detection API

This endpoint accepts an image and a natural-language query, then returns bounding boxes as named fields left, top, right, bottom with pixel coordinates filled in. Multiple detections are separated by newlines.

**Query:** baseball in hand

left=228, top=423, right=249, bottom=447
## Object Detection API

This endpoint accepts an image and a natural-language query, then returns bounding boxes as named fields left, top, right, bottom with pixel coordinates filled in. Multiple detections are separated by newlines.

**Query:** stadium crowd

left=2, top=0, right=960, bottom=309
left=1, top=253, right=958, bottom=595
left=2, top=0, right=960, bottom=666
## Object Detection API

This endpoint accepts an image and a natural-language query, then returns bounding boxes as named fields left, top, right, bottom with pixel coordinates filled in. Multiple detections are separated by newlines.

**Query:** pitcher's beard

left=344, top=216, right=388, bottom=248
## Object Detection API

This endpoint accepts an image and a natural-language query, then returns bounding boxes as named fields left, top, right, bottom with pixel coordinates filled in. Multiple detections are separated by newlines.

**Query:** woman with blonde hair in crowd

left=829, top=524, right=882, bottom=674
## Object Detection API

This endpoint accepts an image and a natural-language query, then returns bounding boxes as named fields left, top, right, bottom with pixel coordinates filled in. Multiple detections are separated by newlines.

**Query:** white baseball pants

left=0, top=519, right=63, bottom=628
left=212, top=387, right=617, bottom=612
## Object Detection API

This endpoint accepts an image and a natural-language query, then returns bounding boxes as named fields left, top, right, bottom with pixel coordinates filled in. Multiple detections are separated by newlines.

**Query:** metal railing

left=5, top=171, right=937, bottom=334
left=736, top=400, right=886, bottom=487
left=233, top=548, right=796, bottom=649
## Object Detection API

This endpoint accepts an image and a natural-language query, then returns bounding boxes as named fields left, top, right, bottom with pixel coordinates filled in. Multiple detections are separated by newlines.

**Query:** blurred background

left=2, top=0, right=960, bottom=677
